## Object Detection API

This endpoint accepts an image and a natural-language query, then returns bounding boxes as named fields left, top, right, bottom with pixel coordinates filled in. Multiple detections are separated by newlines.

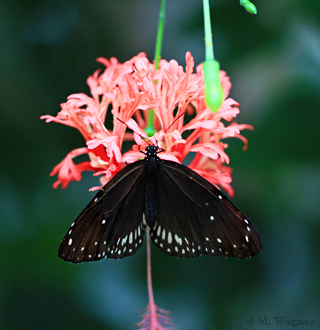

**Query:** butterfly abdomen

left=144, top=153, right=160, bottom=228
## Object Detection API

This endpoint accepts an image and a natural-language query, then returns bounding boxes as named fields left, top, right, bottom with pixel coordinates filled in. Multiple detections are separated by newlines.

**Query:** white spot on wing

left=162, top=228, right=166, bottom=240
left=245, top=235, right=249, bottom=242
left=210, top=216, right=214, bottom=220
left=142, top=214, right=147, bottom=226
left=244, top=219, right=249, bottom=224
left=102, top=220, right=106, bottom=224
left=217, top=238, right=222, bottom=243
left=68, top=239, right=73, bottom=245
left=167, top=231, right=172, bottom=244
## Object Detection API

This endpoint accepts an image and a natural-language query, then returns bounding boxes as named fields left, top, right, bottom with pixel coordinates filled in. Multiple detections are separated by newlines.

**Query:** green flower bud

left=203, top=60, right=223, bottom=113
left=240, top=0, right=257, bottom=14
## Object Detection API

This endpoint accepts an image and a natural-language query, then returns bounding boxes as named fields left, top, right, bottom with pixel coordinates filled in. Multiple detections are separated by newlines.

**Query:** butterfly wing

left=58, top=161, right=147, bottom=263
left=150, top=160, right=262, bottom=259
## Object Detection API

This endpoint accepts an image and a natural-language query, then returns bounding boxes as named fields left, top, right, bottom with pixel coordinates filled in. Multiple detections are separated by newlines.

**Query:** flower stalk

left=145, top=0, right=167, bottom=138
left=136, top=229, right=177, bottom=330
left=154, top=0, right=166, bottom=71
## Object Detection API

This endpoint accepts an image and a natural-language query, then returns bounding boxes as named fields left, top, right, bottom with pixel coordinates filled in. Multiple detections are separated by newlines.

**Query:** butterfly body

left=59, top=144, right=262, bottom=263
left=143, top=145, right=162, bottom=228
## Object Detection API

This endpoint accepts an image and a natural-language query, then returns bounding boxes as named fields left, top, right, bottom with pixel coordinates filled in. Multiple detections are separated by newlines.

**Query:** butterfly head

left=145, top=144, right=159, bottom=158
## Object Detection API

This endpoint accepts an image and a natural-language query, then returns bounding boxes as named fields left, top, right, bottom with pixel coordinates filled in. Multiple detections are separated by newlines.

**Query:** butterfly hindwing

left=149, top=160, right=262, bottom=259
left=58, top=161, right=146, bottom=263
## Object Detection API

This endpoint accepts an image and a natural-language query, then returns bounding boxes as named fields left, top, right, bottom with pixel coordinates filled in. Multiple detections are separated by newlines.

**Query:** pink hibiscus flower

left=41, top=52, right=252, bottom=196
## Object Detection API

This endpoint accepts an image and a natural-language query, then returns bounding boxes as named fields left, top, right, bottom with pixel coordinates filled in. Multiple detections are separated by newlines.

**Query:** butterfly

left=58, top=142, right=262, bottom=263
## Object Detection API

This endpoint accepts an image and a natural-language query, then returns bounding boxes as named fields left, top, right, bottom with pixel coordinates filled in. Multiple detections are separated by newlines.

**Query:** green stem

left=203, top=0, right=214, bottom=61
left=154, top=0, right=166, bottom=70
left=145, top=0, right=166, bottom=137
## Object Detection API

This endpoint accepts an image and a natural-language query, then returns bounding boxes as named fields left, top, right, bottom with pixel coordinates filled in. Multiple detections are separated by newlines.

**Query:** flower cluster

left=41, top=52, right=252, bottom=196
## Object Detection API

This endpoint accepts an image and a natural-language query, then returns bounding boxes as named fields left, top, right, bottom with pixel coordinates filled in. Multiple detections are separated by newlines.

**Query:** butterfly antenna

left=116, top=117, right=128, bottom=128
left=116, top=117, right=150, bottom=147
left=156, top=111, right=185, bottom=143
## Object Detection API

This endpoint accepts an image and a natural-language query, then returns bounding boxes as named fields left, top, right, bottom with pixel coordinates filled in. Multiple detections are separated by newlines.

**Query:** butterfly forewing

left=149, top=160, right=262, bottom=259
left=58, top=161, right=146, bottom=263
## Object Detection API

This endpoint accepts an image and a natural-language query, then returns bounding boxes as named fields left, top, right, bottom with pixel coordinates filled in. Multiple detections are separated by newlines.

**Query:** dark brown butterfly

left=58, top=143, right=262, bottom=263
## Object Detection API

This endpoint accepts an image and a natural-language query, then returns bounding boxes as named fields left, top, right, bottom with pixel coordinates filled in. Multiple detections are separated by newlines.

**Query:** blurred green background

left=1, top=0, right=320, bottom=329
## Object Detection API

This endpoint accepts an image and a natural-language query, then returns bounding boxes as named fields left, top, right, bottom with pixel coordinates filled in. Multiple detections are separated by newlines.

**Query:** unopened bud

left=240, top=0, right=257, bottom=14
left=203, top=60, right=223, bottom=113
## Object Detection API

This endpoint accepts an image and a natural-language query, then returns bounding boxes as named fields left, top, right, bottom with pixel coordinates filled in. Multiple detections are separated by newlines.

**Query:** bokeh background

left=1, top=0, right=320, bottom=329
